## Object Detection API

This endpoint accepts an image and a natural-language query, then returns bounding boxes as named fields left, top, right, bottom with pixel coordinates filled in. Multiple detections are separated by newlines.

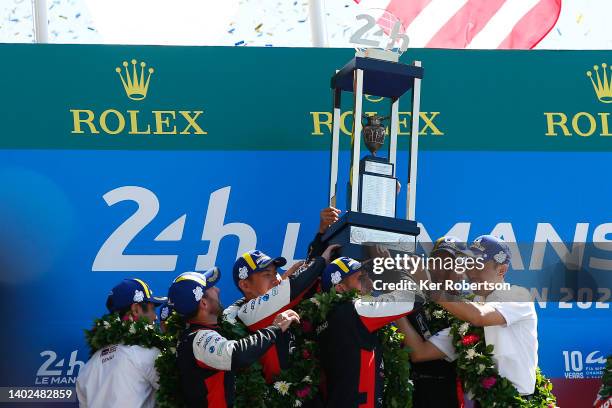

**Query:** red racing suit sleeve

left=354, top=291, right=420, bottom=333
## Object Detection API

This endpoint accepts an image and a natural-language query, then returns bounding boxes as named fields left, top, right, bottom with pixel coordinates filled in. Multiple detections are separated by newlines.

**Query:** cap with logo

left=232, top=250, right=286, bottom=287
left=159, top=302, right=173, bottom=322
left=465, top=235, right=512, bottom=265
left=431, top=236, right=470, bottom=257
left=105, top=278, right=167, bottom=313
left=322, top=257, right=362, bottom=291
left=167, top=268, right=221, bottom=316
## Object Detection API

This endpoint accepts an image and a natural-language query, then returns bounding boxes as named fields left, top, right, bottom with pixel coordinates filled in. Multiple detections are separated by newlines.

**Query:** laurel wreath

left=84, top=313, right=165, bottom=356
left=422, top=300, right=455, bottom=335
left=155, top=312, right=188, bottom=408
left=426, top=302, right=558, bottom=408
left=156, top=289, right=413, bottom=408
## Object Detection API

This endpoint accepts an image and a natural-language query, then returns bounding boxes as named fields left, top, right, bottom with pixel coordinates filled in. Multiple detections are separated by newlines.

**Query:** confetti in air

left=0, top=0, right=610, bottom=49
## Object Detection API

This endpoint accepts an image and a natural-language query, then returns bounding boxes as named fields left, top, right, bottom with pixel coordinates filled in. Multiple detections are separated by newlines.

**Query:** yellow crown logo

left=115, top=59, right=154, bottom=101
left=586, top=63, right=612, bottom=104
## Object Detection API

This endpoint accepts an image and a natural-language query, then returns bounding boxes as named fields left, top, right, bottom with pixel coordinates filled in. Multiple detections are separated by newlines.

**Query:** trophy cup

left=322, top=50, right=424, bottom=260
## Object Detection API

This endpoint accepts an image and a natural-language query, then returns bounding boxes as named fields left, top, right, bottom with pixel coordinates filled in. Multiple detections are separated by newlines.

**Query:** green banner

left=1, top=44, right=611, bottom=151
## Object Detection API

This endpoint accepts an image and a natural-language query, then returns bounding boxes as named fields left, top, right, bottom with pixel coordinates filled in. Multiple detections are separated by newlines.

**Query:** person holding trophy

left=398, top=236, right=539, bottom=405
left=306, top=206, right=342, bottom=262
left=222, top=243, right=339, bottom=383
left=311, top=45, right=426, bottom=408
left=317, top=257, right=420, bottom=408
left=395, top=236, right=468, bottom=407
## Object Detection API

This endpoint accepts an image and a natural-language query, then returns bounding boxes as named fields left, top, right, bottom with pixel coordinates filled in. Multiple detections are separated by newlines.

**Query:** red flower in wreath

left=296, top=385, right=311, bottom=398
left=301, top=319, right=313, bottom=333
left=481, top=376, right=497, bottom=389
left=302, top=349, right=312, bottom=360
left=461, top=334, right=480, bottom=346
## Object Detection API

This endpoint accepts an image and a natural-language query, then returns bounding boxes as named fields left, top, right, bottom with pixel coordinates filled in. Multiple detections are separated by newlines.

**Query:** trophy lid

left=330, top=57, right=423, bottom=98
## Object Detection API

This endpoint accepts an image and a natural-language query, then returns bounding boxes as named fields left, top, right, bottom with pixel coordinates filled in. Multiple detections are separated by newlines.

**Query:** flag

left=355, top=0, right=562, bottom=49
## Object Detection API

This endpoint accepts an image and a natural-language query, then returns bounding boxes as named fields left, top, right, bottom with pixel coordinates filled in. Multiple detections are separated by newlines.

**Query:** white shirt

left=76, top=344, right=160, bottom=408
left=428, top=285, right=538, bottom=395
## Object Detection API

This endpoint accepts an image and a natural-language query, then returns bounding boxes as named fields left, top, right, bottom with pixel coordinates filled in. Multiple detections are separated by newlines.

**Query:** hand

left=281, top=261, right=306, bottom=279
left=273, top=309, right=300, bottom=332
left=321, top=244, right=341, bottom=263
left=409, top=255, right=429, bottom=282
left=371, top=244, right=391, bottom=259
left=319, top=207, right=341, bottom=234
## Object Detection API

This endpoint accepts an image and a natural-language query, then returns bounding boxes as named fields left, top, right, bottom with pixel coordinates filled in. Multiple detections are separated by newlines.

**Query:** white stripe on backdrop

left=466, top=0, right=542, bottom=49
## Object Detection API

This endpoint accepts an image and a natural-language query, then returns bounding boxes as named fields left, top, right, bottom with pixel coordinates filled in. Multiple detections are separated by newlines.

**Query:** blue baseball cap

left=159, top=302, right=173, bottom=322
left=106, top=278, right=166, bottom=313
left=167, top=268, right=221, bottom=316
left=322, top=257, right=362, bottom=291
left=465, top=235, right=512, bottom=265
left=232, top=250, right=286, bottom=288
left=431, top=236, right=470, bottom=257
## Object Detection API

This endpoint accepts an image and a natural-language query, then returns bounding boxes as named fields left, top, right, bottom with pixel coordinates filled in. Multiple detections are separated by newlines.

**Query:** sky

left=0, top=0, right=611, bottom=48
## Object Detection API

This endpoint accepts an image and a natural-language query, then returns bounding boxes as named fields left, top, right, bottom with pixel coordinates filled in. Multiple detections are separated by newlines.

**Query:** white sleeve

left=128, top=346, right=161, bottom=390
left=192, top=330, right=236, bottom=371
left=428, top=327, right=458, bottom=362
left=490, top=302, right=535, bottom=327
left=237, top=279, right=291, bottom=327
left=222, top=303, right=241, bottom=324
left=141, top=347, right=161, bottom=390
left=353, top=290, right=417, bottom=332
left=76, top=376, right=87, bottom=407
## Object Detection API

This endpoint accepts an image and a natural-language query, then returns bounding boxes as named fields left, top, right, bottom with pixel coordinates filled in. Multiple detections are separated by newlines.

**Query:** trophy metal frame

left=322, top=51, right=424, bottom=260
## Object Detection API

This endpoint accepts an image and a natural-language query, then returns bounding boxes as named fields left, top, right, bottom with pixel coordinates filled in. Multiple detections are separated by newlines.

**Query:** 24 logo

left=92, top=185, right=303, bottom=272
left=35, top=350, right=84, bottom=385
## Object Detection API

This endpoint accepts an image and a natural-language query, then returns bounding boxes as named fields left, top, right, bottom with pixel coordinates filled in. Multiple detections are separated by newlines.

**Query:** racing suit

left=223, top=255, right=326, bottom=382
left=177, top=322, right=282, bottom=407
left=318, top=291, right=420, bottom=408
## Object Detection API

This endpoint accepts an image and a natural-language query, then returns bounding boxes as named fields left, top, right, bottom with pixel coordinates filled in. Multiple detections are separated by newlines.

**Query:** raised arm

left=288, top=256, right=326, bottom=297
left=192, top=326, right=282, bottom=371
left=436, top=297, right=506, bottom=327
left=306, top=207, right=341, bottom=259
left=395, top=317, right=448, bottom=362
left=354, top=290, right=420, bottom=333
left=194, top=310, right=299, bottom=370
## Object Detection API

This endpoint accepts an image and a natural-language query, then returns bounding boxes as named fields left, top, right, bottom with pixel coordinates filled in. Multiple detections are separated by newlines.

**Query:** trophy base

left=321, top=211, right=420, bottom=260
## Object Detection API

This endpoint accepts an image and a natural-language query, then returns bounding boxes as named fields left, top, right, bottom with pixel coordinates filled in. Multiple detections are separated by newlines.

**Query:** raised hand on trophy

left=321, top=244, right=342, bottom=264
left=319, top=206, right=341, bottom=233
left=281, top=261, right=306, bottom=280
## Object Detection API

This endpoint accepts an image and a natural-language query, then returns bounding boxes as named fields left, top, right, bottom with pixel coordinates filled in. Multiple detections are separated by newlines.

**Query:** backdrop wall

left=0, top=44, right=610, bottom=407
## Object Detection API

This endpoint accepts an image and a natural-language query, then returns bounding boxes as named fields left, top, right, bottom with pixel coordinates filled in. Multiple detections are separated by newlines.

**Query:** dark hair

left=105, top=296, right=114, bottom=313
left=117, top=302, right=152, bottom=318
left=117, top=306, right=131, bottom=317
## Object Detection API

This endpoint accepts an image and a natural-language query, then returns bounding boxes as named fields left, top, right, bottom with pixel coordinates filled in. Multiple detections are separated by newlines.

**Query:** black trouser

left=412, top=378, right=459, bottom=408
left=303, top=394, right=324, bottom=408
